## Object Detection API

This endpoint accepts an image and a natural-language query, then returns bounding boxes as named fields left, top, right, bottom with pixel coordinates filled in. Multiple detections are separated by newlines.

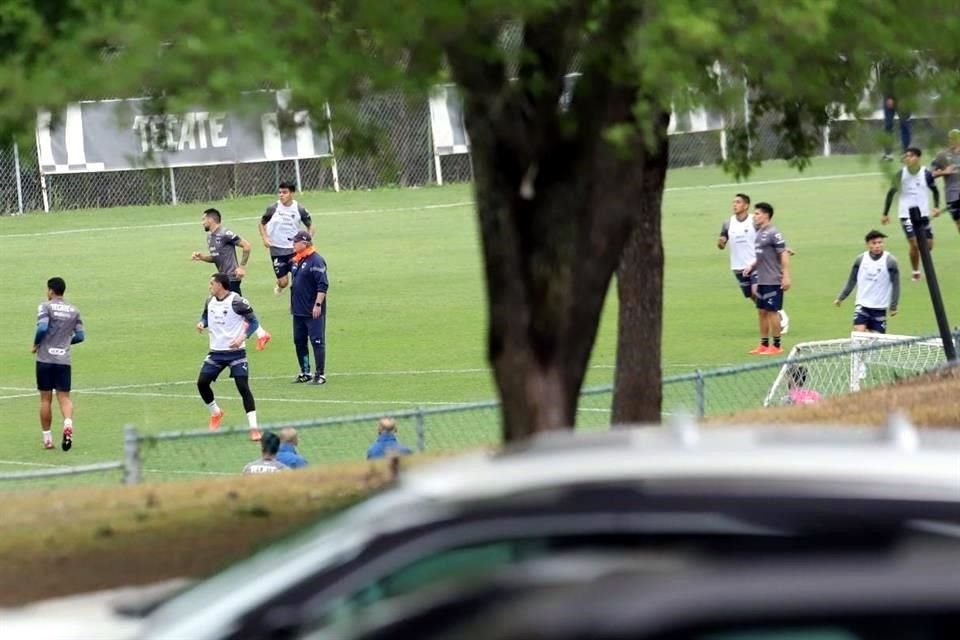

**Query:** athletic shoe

left=749, top=345, right=771, bottom=355
left=256, top=331, right=272, bottom=351
left=43, top=440, right=54, bottom=450
left=293, top=373, right=312, bottom=383
left=249, top=428, right=262, bottom=442
left=209, top=409, right=224, bottom=431
left=779, top=310, right=790, bottom=335
left=309, top=374, right=327, bottom=385
left=882, top=153, right=895, bottom=162
left=764, top=346, right=784, bottom=356
left=912, top=271, right=922, bottom=282
left=61, top=425, right=73, bottom=452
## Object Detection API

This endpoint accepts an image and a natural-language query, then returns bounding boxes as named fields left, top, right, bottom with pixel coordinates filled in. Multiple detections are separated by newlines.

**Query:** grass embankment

left=716, top=366, right=960, bottom=426
left=5, top=367, right=960, bottom=607
left=0, top=460, right=400, bottom=606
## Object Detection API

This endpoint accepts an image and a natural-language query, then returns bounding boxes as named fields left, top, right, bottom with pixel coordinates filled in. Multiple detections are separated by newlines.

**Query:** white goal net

left=763, top=332, right=950, bottom=407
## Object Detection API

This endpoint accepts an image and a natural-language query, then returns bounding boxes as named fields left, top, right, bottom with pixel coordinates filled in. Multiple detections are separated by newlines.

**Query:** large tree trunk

left=458, top=97, right=671, bottom=441
left=444, top=5, right=664, bottom=442
left=612, top=130, right=670, bottom=425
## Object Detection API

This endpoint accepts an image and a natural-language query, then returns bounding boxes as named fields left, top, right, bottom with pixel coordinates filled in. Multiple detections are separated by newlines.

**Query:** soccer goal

left=763, top=332, right=949, bottom=407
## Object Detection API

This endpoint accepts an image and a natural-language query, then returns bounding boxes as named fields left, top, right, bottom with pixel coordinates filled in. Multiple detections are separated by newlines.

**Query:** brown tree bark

left=612, top=125, right=670, bottom=425
left=444, top=6, right=669, bottom=442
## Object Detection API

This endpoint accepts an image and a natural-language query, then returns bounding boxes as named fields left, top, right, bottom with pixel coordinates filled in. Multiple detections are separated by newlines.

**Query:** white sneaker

left=779, top=309, right=790, bottom=335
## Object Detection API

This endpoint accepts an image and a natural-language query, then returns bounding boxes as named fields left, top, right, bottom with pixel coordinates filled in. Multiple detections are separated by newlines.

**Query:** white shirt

left=725, top=214, right=756, bottom=270
left=206, top=293, right=250, bottom=351
left=897, top=167, right=932, bottom=220
left=856, top=251, right=893, bottom=309
left=265, top=200, right=307, bottom=250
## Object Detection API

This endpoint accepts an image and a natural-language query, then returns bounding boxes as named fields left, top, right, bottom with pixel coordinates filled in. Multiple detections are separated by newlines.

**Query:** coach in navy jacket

left=289, top=230, right=329, bottom=385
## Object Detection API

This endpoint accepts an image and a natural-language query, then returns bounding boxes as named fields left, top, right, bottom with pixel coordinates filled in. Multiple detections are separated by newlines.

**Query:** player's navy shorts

left=853, top=305, right=887, bottom=333
left=200, top=349, right=250, bottom=380
left=754, top=284, right=784, bottom=312
left=900, top=216, right=933, bottom=240
left=733, top=270, right=752, bottom=299
left=36, top=362, right=71, bottom=392
left=271, top=252, right=294, bottom=279
left=228, top=280, right=242, bottom=295
left=948, top=200, right=960, bottom=222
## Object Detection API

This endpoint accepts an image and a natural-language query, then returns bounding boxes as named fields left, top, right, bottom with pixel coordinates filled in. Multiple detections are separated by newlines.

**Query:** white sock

left=255, top=326, right=267, bottom=338
left=247, top=411, right=258, bottom=429
left=206, top=401, right=221, bottom=416
left=63, top=418, right=73, bottom=430
left=42, top=430, right=52, bottom=442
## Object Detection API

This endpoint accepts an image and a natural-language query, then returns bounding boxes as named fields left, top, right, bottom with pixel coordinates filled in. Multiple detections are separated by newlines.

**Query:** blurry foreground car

left=137, top=418, right=960, bottom=640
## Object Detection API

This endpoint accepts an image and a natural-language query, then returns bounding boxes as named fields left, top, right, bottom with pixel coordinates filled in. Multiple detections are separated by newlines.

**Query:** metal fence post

left=13, top=141, right=24, bottom=215
left=694, top=369, right=706, bottom=420
left=415, top=407, right=426, bottom=452
left=169, top=167, right=178, bottom=205
left=123, top=425, right=142, bottom=485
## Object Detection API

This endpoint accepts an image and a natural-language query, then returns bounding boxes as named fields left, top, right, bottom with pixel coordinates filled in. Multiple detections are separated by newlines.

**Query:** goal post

left=763, top=332, right=949, bottom=407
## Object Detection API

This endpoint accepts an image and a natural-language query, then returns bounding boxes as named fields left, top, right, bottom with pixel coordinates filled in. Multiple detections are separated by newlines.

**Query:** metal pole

left=294, top=157, right=302, bottom=191
left=415, top=407, right=426, bottom=452
left=910, top=206, right=957, bottom=361
left=123, top=425, right=142, bottom=485
left=169, top=166, right=178, bottom=205
left=39, top=173, right=50, bottom=212
left=324, top=103, right=340, bottom=192
left=694, top=370, right=706, bottom=420
left=13, top=141, right=24, bottom=215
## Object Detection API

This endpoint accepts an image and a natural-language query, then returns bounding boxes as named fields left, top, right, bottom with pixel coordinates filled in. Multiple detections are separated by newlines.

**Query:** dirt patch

left=0, top=460, right=403, bottom=606
left=711, top=365, right=960, bottom=427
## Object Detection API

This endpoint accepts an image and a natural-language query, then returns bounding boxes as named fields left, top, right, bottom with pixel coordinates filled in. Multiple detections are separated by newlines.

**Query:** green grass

left=2, top=154, right=959, bottom=477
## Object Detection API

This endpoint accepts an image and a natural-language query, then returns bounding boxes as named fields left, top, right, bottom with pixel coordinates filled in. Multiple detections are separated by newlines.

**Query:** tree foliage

left=3, top=0, right=960, bottom=438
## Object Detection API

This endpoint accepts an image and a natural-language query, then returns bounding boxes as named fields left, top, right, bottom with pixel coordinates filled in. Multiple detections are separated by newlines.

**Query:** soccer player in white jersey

left=258, top=181, right=314, bottom=294
left=881, top=147, right=940, bottom=281
left=196, top=273, right=267, bottom=441
left=833, top=230, right=900, bottom=334
left=718, top=193, right=789, bottom=334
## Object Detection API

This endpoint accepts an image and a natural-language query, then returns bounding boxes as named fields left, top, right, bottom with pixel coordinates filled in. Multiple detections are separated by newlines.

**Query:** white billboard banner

left=36, top=91, right=333, bottom=175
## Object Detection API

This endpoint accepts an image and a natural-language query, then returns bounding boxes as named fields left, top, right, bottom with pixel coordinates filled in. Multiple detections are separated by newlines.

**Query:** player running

left=258, top=181, right=314, bottom=295
left=881, top=146, right=940, bottom=281
left=833, top=230, right=900, bottom=334
left=718, top=192, right=789, bottom=333
left=196, top=273, right=267, bottom=441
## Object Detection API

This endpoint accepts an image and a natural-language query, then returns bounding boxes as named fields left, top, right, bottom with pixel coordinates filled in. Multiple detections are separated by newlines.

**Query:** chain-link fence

left=0, top=106, right=945, bottom=215
left=2, top=332, right=952, bottom=489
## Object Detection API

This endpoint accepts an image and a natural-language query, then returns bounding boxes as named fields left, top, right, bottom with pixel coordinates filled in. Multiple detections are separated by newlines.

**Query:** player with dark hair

left=834, top=230, right=900, bottom=334
left=742, top=202, right=790, bottom=355
left=258, top=181, right=314, bottom=295
left=242, top=431, right=288, bottom=474
left=33, top=276, right=85, bottom=450
left=718, top=192, right=790, bottom=334
left=930, top=130, right=960, bottom=236
left=192, top=208, right=271, bottom=350
left=881, top=146, right=940, bottom=281
left=196, top=273, right=266, bottom=441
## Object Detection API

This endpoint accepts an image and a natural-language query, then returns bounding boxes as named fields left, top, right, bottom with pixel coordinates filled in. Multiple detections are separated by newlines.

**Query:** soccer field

left=2, top=154, right=958, bottom=476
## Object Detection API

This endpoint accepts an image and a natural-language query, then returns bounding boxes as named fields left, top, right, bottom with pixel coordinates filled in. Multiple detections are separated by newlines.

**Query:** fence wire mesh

left=1, top=109, right=949, bottom=214
left=0, top=335, right=954, bottom=489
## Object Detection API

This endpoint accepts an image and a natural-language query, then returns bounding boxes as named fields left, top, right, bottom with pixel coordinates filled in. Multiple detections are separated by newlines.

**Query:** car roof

left=142, top=421, right=960, bottom=640
left=401, top=421, right=960, bottom=502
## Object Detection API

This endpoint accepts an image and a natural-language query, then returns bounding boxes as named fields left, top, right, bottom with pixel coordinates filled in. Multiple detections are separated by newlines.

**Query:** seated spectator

left=366, top=417, right=413, bottom=460
left=785, top=365, right=822, bottom=406
left=242, top=431, right=289, bottom=474
left=277, top=427, right=308, bottom=469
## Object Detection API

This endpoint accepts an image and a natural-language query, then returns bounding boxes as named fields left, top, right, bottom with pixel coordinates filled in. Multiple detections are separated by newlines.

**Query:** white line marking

left=0, top=170, right=884, bottom=240
left=665, top=171, right=880, bottom=193
left=0, top=201, right=475, bottom=239
left=0, top=459, right=233, bottom=476
left=78, top=389, right=475, bottom=406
